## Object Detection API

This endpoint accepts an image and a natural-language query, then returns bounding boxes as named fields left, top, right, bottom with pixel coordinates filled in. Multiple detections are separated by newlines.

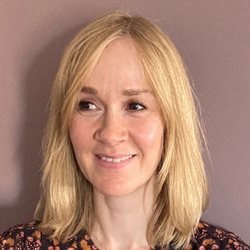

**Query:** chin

left=93, top=180, right=151, bottom=198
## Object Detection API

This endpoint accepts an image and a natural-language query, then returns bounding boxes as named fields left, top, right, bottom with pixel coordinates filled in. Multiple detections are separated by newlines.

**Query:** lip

left=95, top=154, right=136, bottom=169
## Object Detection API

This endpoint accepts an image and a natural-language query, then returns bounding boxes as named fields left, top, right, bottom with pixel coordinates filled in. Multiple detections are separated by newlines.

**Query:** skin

left=69, top=37, right=164, bottom=250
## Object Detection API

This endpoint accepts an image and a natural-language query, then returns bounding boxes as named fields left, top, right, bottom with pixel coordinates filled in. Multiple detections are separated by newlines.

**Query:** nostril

left=94, top=125, right=128, bottom=145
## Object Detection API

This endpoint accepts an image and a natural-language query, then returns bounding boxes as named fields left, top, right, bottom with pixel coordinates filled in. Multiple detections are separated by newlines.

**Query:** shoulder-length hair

left=34, top=11, right=208, bottom=249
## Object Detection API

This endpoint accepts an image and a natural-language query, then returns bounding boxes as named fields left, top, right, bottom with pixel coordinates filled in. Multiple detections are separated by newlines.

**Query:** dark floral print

left=0, top=221, right=249, bottom=249
left=188, top=222, right=249, bottom=250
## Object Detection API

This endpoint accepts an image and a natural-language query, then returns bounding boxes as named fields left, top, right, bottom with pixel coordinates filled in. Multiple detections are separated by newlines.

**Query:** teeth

left=99, top=155, right=133, bottom=163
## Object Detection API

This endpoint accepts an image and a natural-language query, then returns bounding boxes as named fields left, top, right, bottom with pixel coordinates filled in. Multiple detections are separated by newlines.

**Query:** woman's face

left=69, top=37, right=164, bottom=197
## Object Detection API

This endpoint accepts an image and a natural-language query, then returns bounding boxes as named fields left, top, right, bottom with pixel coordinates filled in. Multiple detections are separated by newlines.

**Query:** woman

left=0, top=11, right=249, bottom=250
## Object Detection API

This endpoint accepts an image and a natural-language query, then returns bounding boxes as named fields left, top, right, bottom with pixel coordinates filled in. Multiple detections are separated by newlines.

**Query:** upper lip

left=96, top=154, right=135, bottom=163
left=96, top=154, right=136, bottom=159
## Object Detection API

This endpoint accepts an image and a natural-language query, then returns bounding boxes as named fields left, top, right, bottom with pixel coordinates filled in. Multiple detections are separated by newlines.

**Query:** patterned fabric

left=0, top=221, right=249, bottom=250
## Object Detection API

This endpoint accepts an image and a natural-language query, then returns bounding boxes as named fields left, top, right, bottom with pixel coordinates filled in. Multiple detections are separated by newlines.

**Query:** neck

left=91, top=178, right=154, bottom=250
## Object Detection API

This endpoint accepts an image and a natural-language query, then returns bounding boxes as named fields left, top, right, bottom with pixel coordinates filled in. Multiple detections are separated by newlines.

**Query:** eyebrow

left=81, top=86, right=151, bottom=96
left=81, top=86, right=98, bottom=95
left=121, top=89, right=151, bottom=96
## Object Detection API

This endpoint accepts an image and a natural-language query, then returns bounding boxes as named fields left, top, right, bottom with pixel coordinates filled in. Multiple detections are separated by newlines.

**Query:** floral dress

left=0, top=221, right=249, bottom=250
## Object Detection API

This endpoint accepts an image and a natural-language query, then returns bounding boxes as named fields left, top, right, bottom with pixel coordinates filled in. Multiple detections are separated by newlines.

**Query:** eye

left=78, top=101, right=98, bottom=111
left=127, top=102, right=146, bottom=112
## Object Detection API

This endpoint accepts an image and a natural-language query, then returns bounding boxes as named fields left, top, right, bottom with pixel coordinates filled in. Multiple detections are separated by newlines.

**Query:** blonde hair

left=34, top=11, right=208, bottom=249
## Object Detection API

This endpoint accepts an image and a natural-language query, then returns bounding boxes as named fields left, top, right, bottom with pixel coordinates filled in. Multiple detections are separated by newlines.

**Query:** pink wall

left=1, top=0, right=249, bottom=244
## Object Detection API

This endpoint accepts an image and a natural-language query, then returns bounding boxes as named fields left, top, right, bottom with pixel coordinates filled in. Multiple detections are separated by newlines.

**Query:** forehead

left=83, top=37, right=149, bottom=91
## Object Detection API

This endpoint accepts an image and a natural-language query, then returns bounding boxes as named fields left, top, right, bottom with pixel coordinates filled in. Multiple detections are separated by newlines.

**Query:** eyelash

left=78, top=100, right=98, bottom=111
left=127, top=102, right=146, bottom=112
left=77, top=100, right=147, bottom=112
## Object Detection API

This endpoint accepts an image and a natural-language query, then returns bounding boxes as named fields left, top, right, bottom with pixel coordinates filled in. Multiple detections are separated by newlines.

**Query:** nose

left=94, top=112, right=128, bottom=146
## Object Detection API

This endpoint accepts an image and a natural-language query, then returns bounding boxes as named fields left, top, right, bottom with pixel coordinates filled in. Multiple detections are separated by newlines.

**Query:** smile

left=97, top=154, right=134, bottom=163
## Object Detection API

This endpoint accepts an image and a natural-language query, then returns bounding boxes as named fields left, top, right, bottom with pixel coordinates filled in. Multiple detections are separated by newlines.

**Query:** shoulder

left=0, top=221, right=45, bottom=249
left=190, top=221, right=250, bottom=249
left=0, top=222, right=96, bottom=250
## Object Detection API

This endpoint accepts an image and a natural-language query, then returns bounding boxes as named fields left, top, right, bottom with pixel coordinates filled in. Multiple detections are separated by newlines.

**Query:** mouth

left=96, top=154, right=136, bottom=163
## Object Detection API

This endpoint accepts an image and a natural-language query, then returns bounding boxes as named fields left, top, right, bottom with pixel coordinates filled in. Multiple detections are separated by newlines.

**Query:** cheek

left=69, top=116, right=92, bottom=151
left=133, top=116, right=164, bottom=149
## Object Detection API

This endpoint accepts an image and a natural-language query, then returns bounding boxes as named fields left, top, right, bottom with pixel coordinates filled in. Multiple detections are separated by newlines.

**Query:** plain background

left=0, top=0, right=249, bottom=244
